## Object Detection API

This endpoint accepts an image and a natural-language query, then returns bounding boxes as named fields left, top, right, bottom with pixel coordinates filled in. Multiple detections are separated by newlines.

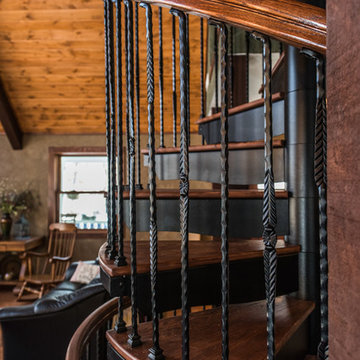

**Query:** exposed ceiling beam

left=0, top=78, right=22, bottom=150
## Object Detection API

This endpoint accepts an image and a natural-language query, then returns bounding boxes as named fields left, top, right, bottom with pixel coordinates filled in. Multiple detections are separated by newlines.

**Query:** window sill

left=76, top=229, right=107, bottom=239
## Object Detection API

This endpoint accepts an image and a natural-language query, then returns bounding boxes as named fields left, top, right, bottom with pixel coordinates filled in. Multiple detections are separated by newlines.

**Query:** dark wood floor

left=0, top=288, right=37, bottom=360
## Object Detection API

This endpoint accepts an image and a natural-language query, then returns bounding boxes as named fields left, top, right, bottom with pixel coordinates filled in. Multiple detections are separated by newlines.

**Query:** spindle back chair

left=17, top=223, right=77, bottom=300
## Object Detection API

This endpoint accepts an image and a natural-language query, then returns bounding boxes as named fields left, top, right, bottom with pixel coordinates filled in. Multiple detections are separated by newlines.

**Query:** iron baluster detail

left=214, top=26, right=219, bottom=111
left=171, top=8, right=189, bottom=360
left=103, top=0, right=111, bottom=255
left=210, top=19, right=229, bottom=360
left=245, top=31, right=250, bottom=103
left=302, top=48, right=328, bottom=360
left=228, top=25, right=233, bottom=109
left=200, top=17, right=205, bottom=119
left=253, top=32, right=277, bottom=360
left=140, top=4, right=165, bottom=359
left=172, top=15, right=177, bottom=147
left=115, top=280, right=127, bottom=333
left=109, top=0, right=118, bottom=260
left=124, top=0, right=141, bottom=348
left=186, top=14, right=190, bottom=146
left=124, top=5, right=130, bottom=186
left=159, top=7, right=165, bottom=148
left=135, top=2, right=143, bottom=189
left=115, top=0, right=126, bottom=267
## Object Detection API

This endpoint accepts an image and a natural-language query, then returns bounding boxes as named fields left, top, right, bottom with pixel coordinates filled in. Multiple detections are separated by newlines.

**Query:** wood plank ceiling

left=0, top=0, right=204, bottom=134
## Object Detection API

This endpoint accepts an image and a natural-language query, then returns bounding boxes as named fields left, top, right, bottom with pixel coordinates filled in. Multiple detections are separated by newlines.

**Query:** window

left=49, top=147, right=107, bottom=235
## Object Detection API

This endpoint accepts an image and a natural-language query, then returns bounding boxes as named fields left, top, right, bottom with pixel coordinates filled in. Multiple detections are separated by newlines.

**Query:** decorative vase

left=1, top=213, right=12, bottom=240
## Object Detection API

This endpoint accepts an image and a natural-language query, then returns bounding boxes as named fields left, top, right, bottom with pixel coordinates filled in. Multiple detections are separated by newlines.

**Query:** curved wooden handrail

left=66, top=297, right=130, bottom=360
left=139, top=0, right=326, bottom=54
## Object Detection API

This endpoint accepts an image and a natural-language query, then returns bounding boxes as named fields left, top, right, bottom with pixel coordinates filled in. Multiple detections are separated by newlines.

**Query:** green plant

left=0, top=179, right=40, bottom=217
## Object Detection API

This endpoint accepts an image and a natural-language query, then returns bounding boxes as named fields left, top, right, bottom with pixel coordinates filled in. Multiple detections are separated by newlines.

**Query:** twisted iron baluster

left=228, top=25, right=233, bottom=109
left=186, top=14, right=190, bottom=146
left=210, top=19, right=229, bottom=360
left=214, top=26, right=219, bottom=111
left=245, top=31, right=250, bottom=103
left=171, top=8, right=189, bottom=360
left=158, top=7, right=165, bottom=148
left=124, top=3, right=130, bottom=186
left=109, top=0, right=118, bottom=260
left=200, top=17, right=205, bottom=119
left=140, top=4, right=165, bottom=359
left=172, top=15, right=177, bottom=147
left=253, top=32, right=277, bottom=360
left=124, top=0, right=141, bottom=348
left=103, top=0, right=111, bottom=254
left=302, top=49, right=328, bottom=360
left=115, top=0, right=126, bottom=267
left=135, top=2, right=143, bottom=190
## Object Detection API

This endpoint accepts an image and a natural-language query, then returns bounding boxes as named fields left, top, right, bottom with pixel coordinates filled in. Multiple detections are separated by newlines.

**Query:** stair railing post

left=124, top=0, right=142, bottom=348
left=140, top=4, right=165, bottom=359
left=135, top=1, right=143, bottom=189
left=103, top=0, right=111, bottom=255
left=115, top=0, right=127, bottom=267
left=159, top=6, right=165, bottom=148
left=170, top=8, right=190, bottom=360
left=172, top=14, right=177, bottom=147
left=105, top=0, right=117, bottom=260
left=210, top=19, right=230, bottom=360
left=253, top=31, right=278, bottom=360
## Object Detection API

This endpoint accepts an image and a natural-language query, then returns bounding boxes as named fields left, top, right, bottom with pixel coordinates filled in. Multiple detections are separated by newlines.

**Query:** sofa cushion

left=70, top=261, right=100, bottom=284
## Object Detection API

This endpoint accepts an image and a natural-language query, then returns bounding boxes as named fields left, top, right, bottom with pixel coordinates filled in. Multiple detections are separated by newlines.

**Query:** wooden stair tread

left=195, top=92, right=284, bottom=125
left=122, top=189, right=288, bottom=199
left=141, top=139, right=285, bottom=155
left=99, top=239, right=300, bottom=277
left=107, top=296, right=315, bottom=360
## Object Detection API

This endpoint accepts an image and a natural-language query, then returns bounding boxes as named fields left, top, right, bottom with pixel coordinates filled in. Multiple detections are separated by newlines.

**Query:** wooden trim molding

left=0, top=78, right=22, bottom=150
left=142, top=0, right=326, bottom=54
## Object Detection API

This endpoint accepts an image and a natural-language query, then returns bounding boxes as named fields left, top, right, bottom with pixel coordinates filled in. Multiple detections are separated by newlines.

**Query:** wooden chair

left=17, top=223, right=77, bottom=300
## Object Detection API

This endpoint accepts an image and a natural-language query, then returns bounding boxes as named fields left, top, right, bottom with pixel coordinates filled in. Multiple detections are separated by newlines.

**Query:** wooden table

left=0, top=236, right=44, bottom=285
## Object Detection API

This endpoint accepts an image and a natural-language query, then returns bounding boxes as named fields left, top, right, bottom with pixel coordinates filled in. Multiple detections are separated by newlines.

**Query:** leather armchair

left=0, top=260, right=108, bottom=360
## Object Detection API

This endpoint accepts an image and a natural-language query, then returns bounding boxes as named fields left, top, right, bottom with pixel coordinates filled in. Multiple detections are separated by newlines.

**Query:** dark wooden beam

left=0, top=78, right=22, bottom=150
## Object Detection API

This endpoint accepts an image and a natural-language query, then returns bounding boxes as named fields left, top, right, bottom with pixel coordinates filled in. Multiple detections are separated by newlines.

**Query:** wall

left=0, top=133, right=105, bottom=260
left=0, top=132, right=205, bottom=261
left=327, top=1, right=360, bottom=358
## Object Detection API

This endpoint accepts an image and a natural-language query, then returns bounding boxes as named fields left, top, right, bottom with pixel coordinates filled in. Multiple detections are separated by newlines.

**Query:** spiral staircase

left=66, top=1, right=328, bottom=359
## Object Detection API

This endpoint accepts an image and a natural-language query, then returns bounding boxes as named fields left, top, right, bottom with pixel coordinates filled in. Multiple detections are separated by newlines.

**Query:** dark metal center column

left=285, top=45, right=319, bottom=353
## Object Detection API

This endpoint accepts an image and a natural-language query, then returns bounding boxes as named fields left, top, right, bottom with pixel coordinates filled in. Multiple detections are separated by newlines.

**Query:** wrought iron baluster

left=214, top=26, right=219, bottom=111
left=140, top=4, right=165, bottom=359
left=158, top=7, right=165, bottom=148
left=172, top=15, right=177, bottom=147
left=135, top=2, right=142, bottom=189
left=124, top=0, right=141, bottom=348
left=106, top=0, right=117, bottom=260
left=103, top=0, right=111, bottom=254
left=228, top=25, right=233, bottom=109
left=200, top=17, right=205, bottom=119
left=253, top=32, right=277, bottom=360
left=186, top=14, right=190, bottom=146
left=171, top=8, right=189, bottom=360
left=302, top=49, right=328, bottom=360
left=124, top=3, right=130, bottom=186
left=245, top=31, right=250, bottom=103
left=115, top=0, right=126, bottom=268
left=210, top=19, right=229, bottom=360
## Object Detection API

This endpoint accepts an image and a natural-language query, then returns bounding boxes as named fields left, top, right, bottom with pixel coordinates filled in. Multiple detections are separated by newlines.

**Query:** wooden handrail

left=140, top=0, right=326, bottom=54
left=66, top=297, right=130, bottom=360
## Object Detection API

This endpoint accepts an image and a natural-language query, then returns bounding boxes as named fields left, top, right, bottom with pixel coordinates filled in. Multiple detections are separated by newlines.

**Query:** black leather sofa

left=0, top=260, right=108, bottom=360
